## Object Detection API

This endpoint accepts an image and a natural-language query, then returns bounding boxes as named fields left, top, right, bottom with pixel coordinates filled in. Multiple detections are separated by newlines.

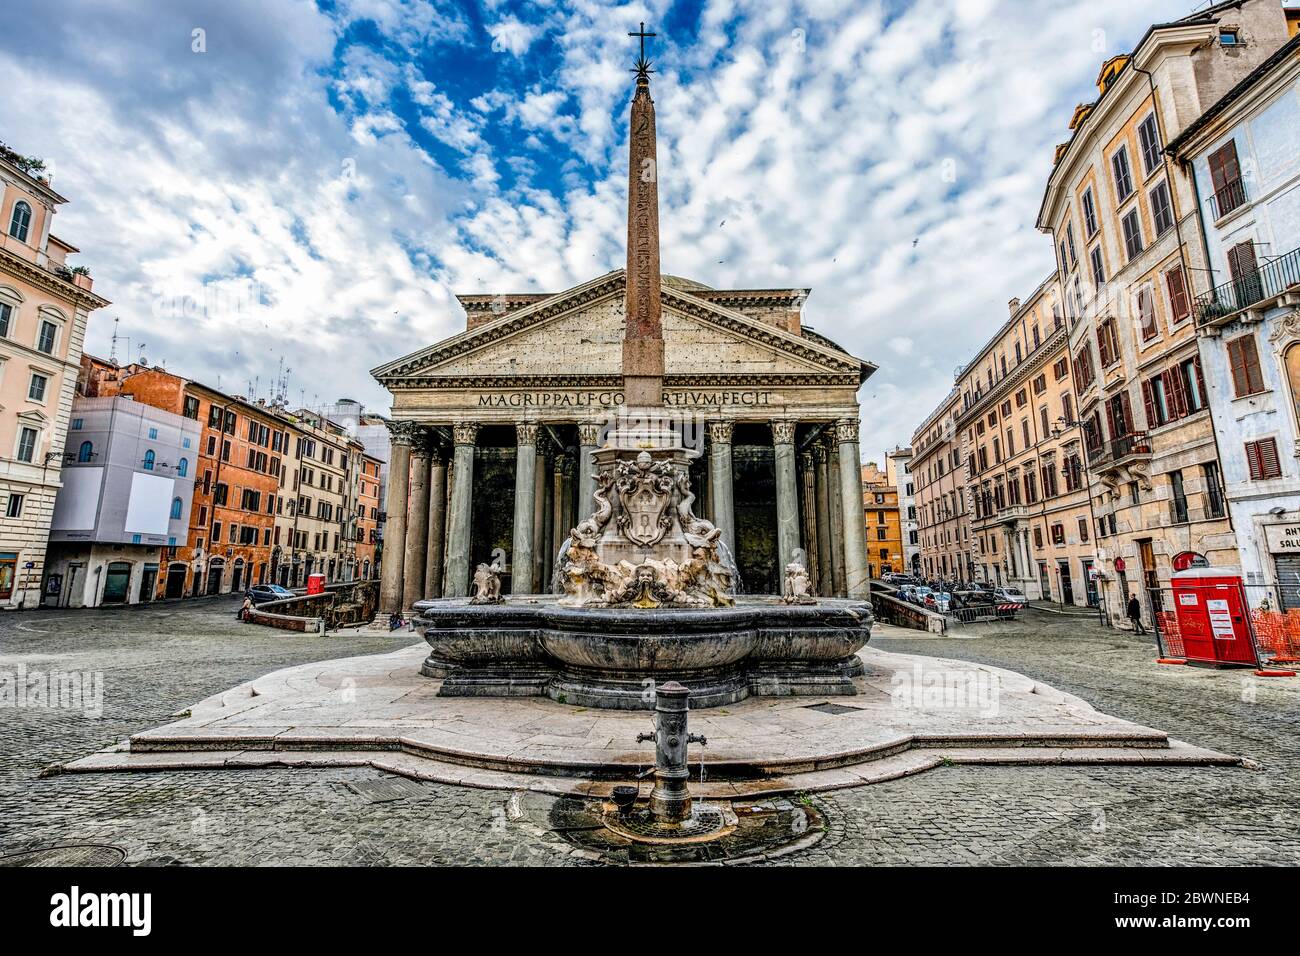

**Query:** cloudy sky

left=0, top=0, right=1196, bottom=458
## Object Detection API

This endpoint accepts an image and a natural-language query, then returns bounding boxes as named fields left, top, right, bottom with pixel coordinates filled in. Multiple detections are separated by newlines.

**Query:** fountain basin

left=414, top=595, right=873, bottom=710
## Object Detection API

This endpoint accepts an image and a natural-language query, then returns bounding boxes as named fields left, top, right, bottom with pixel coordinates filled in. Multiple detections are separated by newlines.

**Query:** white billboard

left=124, top=472, right=175, bottom=536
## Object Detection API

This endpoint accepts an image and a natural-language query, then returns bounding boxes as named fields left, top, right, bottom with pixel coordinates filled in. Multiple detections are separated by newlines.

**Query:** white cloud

left=0, top=0, right=1200, bottom=454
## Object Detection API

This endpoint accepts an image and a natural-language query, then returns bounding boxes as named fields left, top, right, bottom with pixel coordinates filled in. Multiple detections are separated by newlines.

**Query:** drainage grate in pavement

left=0, top=845, right=126, bottom=867
left=341, top=778, right=430, bottom=803
left=803, top=702, right=864, bottom=716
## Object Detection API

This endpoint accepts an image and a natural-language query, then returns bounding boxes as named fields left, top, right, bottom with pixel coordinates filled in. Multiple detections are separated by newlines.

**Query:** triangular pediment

left=373, top=270, right=869, bottom=386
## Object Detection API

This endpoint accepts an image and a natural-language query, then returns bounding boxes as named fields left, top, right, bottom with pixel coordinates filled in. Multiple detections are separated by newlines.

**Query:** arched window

left=8, top=201, right=31, bottom=242
left=171, top=497, right=183, bottom=520
left=1287, top=342, right=1300, bottom=428
left=143, top=449, right=155, bottom=470
left=77, top=440, right=93, bottom=462
left=177, top=456, right=188, bottom=477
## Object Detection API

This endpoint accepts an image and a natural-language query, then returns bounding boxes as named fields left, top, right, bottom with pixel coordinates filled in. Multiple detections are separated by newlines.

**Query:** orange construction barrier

left=1251, top=608, right=1300, bottom=664
left=1155, top=609, right=1186, bottom=664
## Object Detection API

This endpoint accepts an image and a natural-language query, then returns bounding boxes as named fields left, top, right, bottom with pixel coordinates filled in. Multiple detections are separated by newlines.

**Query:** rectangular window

left=1207, top=140, right=1244, bottom=217
left=1097, top=319, right=1120, bottom=368
left=1165, top=266, right=1190, bottom=324
left=1226, top=334, right=1266, bottom=397
left=1066, top=223, right=1078, bottom=267
left=1149, top=181, right=1174, bottom=237
left=1112, top=146, right=1134, bottom=202
left=28, top=373, right=48, bottom=402
left=1082, top=187, right=1098, bottom=236
left=1245, top=438, right=1281, bottom=480
left=1051, top=523, right=1066, bottom=545
left=17, top=426, right=37, bottom=462
left=0, top=301, right=10, bottom=337
left=1122, top=209, right=1144, bottom=261
left=183, top=396, right=200, bottom=419
left=1078, top=517, right=1090, bottom=543
left=37, top=320, right=57, bottom=354
left=6, top=493, right=23, bottom=518
left=148, top=427, right=158, bottom=440
left=1089, top=245, right=1105, bottom=285
left=1138, top=114, right=1162, bottom=175
left=1137, top=285, right=1157, bottom=340
left=1053, top=357, right=1069, bottom=381
left=1075, top=345, right=1095, bottom=390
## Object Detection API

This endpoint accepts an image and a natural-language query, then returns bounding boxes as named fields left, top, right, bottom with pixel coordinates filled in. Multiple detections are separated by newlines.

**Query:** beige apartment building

left=911, top=388, right=971, bottom=582
left=1038, top=0, right=1291, bottom=623
left=955, top=276, right=1099, bottom=606
left=275, top=408, right=365, bottom=586
left=0, top=144, right=108, bottom=608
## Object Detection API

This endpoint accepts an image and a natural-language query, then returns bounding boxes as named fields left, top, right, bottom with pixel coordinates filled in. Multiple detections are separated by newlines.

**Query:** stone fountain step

left=51, top=639, right=1245, bottom=793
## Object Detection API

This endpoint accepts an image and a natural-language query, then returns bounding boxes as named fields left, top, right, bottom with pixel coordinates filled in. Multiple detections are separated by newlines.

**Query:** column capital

left=412, top=427, right=437, bottom=458
left=834, top=418, right=860, bottom=444
left=812, top=442, right=829, bottom=464
left=387, top=420, right=419, bottom=447
left=516, top=422, right=540, bottom=447
left=577, top=421, right=603, bottom=447
left=771, top=420, right=797, bottom=446
left=559, top=452, right=576, bottom=478
left=708, top=420, right=734, bottom=445
left=799, top=449, right=815, bottom=469
left=452, top=422, right=480, bottom=447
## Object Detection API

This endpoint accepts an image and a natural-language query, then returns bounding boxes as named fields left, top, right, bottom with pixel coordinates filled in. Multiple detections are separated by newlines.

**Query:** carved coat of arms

left=614, top=451, right=675, bottom=547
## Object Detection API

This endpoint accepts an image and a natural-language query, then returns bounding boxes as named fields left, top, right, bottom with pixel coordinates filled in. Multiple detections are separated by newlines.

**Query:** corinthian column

left=800, top=449, right=819, bottom=587
left=771, top=420, right=801, bottom=585
left=379, top=421, right=414, bottom=613
left=424, top=442, right=448, bottom=600
left=577, top=421, right=601, bottom=518
left=836, top=418, right=870, bottom=599
left=402, top=428, right=432, bottom=610
left=813, top=442, right=832, bottom=596
left=532, top=442, right=549, bottom=592
left=707, top=421, right=736, bottom=558
left=443, top=422, right=478, bottom=598
left=511, top=423, right=538, bottom=596
left=826, top=434, right=846, bottom=596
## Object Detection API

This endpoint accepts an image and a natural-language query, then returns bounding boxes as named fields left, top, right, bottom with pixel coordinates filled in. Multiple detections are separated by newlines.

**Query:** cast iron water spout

left=635, top=681, right=707, bottom=823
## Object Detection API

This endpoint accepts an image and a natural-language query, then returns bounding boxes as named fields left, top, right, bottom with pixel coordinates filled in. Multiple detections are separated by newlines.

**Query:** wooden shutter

left=1228, top=241, right=1257, bottom=281
left=1258, top=438, right=1281, bottom=478
left=1142, top=379, right=1157, bottom=427
left=1165, top=366, right=1187, bottom=420
left=1097, top=323, right=1112, bottom=367
left=1166, top=266, right=1189, bottom=322
left=1139, top=287, right=1157, bottom=338
left=1208, top=141, right=1241, bottom=195
left=1228, top=335, right=1264, bottom=396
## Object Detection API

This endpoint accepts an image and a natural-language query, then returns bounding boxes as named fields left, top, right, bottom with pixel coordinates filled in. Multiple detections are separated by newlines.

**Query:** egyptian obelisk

left=622, top=28, right=664, bottom=409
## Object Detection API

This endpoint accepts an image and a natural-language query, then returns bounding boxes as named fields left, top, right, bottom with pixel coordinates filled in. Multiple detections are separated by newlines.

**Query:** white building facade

left=45, top=396, right=200, bottom=607
left=1170, top=33, right=1300, bottom=609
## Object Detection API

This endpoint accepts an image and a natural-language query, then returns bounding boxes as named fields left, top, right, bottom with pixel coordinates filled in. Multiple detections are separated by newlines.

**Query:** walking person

left=1126, top=593, right=1146, bottom=634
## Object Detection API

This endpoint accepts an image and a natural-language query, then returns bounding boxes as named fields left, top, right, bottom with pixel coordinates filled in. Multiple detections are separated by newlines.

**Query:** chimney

left=1008, top=297, right=1021, bottom=316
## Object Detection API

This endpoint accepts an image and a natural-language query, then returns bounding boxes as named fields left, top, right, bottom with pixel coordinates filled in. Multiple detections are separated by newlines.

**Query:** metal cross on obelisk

left=622, top=21, right=663, bottom=408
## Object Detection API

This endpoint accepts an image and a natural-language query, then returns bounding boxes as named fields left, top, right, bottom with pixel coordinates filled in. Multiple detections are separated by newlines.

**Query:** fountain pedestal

left=637, top=681, right=706, bottom=824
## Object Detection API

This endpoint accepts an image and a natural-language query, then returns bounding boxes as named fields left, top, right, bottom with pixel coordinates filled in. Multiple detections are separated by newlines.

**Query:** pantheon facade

left=371, top=271, right=875, bottom=610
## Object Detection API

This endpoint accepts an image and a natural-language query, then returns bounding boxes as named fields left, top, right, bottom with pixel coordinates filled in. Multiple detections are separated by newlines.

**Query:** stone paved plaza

left=2, top=598, right=1298, bottom=866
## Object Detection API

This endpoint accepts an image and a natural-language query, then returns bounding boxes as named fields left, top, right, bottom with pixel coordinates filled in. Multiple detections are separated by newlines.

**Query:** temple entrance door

left=733, top=442, right=778, bottom=595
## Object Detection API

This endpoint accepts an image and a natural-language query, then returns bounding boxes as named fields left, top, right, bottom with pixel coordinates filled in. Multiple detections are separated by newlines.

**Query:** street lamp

left=1049, top=416, right=1107, bottom=626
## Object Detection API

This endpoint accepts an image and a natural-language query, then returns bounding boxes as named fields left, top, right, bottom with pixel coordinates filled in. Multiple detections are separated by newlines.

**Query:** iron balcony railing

left=1209, top=177, right=1248, bottom=220
left=1195, top=245, right=1300, bottom=326
left=1087, top=431, right=1151, bottom=469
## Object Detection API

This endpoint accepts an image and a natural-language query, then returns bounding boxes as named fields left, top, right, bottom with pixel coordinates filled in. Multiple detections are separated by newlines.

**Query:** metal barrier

left=1146, top=583, right=1299, bottom=672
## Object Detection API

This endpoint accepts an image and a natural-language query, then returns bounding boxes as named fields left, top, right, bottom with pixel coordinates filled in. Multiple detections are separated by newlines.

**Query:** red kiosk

left=1169, top=565, right=1258, bottom=668
left=306, top=573, right=326, bottom=596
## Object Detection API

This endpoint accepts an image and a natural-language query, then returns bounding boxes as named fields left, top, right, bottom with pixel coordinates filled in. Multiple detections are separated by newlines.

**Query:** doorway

left=231, top=559, right=244, bottom=593
left=1057, top=560, right=1074, bottom=604
left=165, top=564, right=188, bottom=599
left=138, top=564, right=158, bottom=603
left=206, top=561, right=224, bottom=595
left=102, top=562, right=132, bottom=604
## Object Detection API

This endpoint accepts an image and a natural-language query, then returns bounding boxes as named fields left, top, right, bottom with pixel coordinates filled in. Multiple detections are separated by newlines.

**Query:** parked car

left=246, top=584, right=296, bottom=605
left=925, top=591, right=953, bottom=613
left=994, top=587, right=1028, bottom=607
left=951, top=589, right=994, bottom=609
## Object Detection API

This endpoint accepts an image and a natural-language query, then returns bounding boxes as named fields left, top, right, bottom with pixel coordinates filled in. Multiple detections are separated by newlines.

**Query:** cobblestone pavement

left=1, top=599, right=1297, bottom=866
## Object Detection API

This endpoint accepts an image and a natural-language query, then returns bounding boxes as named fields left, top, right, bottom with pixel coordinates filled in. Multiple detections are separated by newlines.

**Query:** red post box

left=1169, top=567, right=1259, bottom=667
left=306, top=573, right=326, bottom=596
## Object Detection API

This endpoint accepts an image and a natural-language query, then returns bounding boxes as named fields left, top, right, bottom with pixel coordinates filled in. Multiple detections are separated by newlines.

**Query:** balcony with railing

left=1087, top=431, right=1151, bottom=471
left=1208, top=176, right=1248, bottom=220
left=1195, top=245, right=1300, bottom=326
